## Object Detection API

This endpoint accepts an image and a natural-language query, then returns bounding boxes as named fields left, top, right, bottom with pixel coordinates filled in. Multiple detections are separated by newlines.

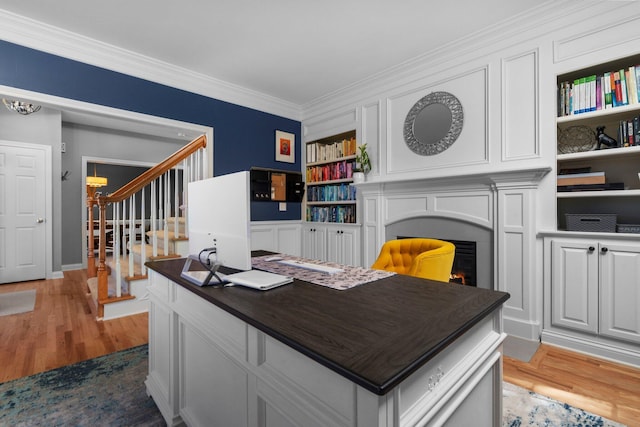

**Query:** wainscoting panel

left=385, top=67, right=488, bottom=176
left=251, top=221, right=301, bottom=257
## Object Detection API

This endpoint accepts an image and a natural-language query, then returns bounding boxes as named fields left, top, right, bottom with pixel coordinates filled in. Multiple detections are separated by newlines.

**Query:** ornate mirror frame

left=403, top=91, right=464, bottom=156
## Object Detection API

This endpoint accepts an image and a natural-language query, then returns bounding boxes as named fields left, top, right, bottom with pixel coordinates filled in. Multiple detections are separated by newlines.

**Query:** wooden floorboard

left=504, top=343, right=640, bottom=426
left=0, top=269, right=147, bottom=383
left=1, top=270, right=639, bottom=426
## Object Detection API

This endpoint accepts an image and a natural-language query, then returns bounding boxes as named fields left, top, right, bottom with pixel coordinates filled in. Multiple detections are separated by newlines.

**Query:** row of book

left=306, top=160, right=355, bottom=183
left=306, top=205, right=356, bottom=223
left=558, top=65, right=640, bottom=116
left=307, top=183, right=356, bottom=203
left=617, top=116, right=640, bottom=147
left=306, top=137, right=357, bottom=163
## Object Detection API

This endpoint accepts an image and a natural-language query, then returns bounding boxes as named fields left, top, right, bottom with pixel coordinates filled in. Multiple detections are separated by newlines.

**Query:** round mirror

left=403, top=91, right=463, bottom=156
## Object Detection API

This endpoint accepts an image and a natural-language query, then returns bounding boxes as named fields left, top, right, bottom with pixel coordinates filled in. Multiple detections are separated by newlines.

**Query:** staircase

left=86, top=135, right=208, bottom=320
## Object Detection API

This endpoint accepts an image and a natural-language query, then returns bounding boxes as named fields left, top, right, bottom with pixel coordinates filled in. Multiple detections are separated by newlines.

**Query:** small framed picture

left=275, top=130, right=295, bottom=163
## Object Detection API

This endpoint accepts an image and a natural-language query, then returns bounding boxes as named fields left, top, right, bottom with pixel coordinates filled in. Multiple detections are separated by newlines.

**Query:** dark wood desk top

left=146, top=254, right=509, bottom=395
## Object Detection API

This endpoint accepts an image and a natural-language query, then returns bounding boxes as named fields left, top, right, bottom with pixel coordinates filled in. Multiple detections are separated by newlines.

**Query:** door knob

left=37, top=218, right=45, bottom=223
left=601, top=247, right=608, bottom=254
left=588, top=246, right=595, bottom=252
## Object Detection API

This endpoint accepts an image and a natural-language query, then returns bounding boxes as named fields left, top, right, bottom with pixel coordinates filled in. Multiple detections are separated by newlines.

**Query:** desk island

left=145, top=256, right=509, bottom=427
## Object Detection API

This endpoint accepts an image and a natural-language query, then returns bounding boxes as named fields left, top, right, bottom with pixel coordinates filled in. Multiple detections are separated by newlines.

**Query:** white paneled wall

left=301, top=3, right=640, bottom=341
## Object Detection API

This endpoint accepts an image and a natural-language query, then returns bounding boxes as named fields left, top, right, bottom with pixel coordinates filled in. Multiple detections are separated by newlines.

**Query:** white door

left=0, top=143, right=46, bottom=283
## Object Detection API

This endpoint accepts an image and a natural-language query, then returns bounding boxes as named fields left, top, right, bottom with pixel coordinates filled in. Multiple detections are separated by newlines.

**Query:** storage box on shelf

left=556, top=54, right=640, bottom=234
left=305, top=130, right=358, bottom=224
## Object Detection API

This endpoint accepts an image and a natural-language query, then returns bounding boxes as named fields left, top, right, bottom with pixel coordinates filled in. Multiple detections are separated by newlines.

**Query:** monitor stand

left=180, top=252, right=225, bottom=287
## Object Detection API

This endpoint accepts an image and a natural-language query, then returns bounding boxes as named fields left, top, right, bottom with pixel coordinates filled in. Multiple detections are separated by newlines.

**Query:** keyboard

left=277, top=259, right=344, bottom=275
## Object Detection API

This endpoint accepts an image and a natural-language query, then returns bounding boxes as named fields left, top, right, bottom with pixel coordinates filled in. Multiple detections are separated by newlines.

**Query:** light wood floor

left=1, top=270, right=639, bottom=426
left=0, top=269, right=148, bottom=383
left=504, top=344, right=640, bottom=426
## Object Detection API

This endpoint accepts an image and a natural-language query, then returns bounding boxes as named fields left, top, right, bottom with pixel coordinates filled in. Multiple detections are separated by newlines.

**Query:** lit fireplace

left=398, top=237, right=477, bottom=287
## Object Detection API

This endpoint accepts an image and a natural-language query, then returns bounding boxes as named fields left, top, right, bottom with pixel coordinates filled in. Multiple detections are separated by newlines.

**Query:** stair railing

left=89, top=135, right=207, bottom=309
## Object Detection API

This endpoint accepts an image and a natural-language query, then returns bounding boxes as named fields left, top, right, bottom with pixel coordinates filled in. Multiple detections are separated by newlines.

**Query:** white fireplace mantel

left=357, top=166, right=551, bottom=340
left=355, top=167, right=551, bottom=194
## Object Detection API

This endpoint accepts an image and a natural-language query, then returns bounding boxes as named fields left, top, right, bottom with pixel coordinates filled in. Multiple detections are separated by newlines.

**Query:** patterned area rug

left=0, top=345, right=165, bottom=426
left=503, top=382, right=625, bottom=427
left=0, top=345, right=626, bottom=426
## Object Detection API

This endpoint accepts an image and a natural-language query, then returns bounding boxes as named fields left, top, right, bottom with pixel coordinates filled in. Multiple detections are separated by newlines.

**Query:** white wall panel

left=303, top=108, right=357, bottom=141
left=386, top=67, right=488, bottom=175
left=362, top=102, right=380, bottom=177
left=503, top=50, right=538, bottom=160
left=554, top=14, right=640, bottom=64
left=503, top=232, right=525, bottom=311
left=384, top=196, right=428, bottom=223
left=433, top=193, right=492, bottom=227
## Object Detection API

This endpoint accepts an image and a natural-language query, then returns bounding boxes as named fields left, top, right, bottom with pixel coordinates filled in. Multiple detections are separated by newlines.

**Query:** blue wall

left=0, top=40, right=301, bottom=221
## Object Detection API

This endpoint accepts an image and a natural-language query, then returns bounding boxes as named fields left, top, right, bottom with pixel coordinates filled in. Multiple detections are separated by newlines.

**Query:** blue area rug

left=0, top=345, right=626, bottom=426
left=503, top=382, right=626, bottom=427
left=0, top=345, right=165, bottom=426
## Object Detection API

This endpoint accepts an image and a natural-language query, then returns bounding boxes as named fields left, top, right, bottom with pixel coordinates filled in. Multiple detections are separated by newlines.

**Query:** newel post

left=97, top=196, right=109, bottom=306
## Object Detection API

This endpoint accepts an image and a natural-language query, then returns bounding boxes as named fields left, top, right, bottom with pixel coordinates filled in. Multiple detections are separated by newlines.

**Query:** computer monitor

left=185, top=171, right=252, bottom=284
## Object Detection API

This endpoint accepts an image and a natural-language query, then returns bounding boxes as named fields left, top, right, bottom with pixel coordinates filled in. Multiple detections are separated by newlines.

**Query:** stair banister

left=92, top=135, right=207, bottom=316
left=106, top=135, right=207, bottom=202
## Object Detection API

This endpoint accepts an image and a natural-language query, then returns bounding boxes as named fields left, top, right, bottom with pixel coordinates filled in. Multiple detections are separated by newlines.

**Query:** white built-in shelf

left=557, top=145, right=640, bottom=161
left=306, top=200, right=357, bottom=206
left=306, top=178, right=353, bottom=186
left=557, top=103, right=640, bottom=125
left=307, top=155, right=356, bottom=167
left=557, top=189, right=640, bottom=198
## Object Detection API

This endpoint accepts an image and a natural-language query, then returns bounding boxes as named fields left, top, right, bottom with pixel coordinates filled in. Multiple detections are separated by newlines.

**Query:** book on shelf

left=557, top=182, right=624, bottom=192
left=306, top=137, right=357, bottom=164
left=557, top=64, right=640, bottom=117
left=616, top=114, right=640, bottom=146
left=557, top=171, right=605, bottom=186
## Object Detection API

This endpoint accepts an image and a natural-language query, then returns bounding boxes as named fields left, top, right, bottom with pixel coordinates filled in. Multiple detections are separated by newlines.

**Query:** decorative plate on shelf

left=557, top=125, right=596, bottom=154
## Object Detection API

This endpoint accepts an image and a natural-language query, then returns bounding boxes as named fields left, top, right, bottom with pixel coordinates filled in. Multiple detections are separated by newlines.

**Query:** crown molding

left=301, top=0, right=602, bottom=120
left=0, top=9, right=302, bottom=121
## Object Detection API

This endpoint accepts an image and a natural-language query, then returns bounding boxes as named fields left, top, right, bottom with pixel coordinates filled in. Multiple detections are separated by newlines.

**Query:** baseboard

left=62, top=263, right=83, bottom=271
left=541, top=329, right=640, bottom=369
left=50, top=270, right=64, bottom=279
left=503, top=316, right=541, bottom=341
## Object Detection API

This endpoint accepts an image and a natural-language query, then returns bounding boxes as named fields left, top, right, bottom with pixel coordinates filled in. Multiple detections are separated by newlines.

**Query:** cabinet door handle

left=601, top=247, right=608, bottom=254
left=588, top=246, right=595, bottom=252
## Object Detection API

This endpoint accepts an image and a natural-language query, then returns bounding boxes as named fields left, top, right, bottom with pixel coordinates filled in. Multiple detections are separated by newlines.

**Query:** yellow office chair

left=371, top=238, right=456, bottom=282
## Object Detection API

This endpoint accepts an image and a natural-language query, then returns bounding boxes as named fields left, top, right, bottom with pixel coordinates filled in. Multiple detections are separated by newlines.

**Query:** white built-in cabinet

left=251, top=221, right=302, bottom=257
left=543, top=236, right=640, bottom=366
left=302, top=223, right=361, bottom=266
left=550, top=237, right=640, bottom=343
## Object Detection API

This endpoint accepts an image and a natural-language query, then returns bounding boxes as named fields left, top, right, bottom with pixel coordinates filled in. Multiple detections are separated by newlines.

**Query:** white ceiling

left=0, top=0, right=545, bottom=107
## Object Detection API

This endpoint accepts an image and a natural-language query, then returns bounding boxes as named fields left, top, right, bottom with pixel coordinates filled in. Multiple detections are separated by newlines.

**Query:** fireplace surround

left=357, top=167, right=550, bottom=338
left=395, top=218, right=490, bottom=288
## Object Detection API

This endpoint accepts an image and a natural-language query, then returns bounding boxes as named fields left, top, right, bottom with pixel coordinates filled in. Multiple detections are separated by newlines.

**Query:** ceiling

left=0, top=0, right=545, bottom=107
